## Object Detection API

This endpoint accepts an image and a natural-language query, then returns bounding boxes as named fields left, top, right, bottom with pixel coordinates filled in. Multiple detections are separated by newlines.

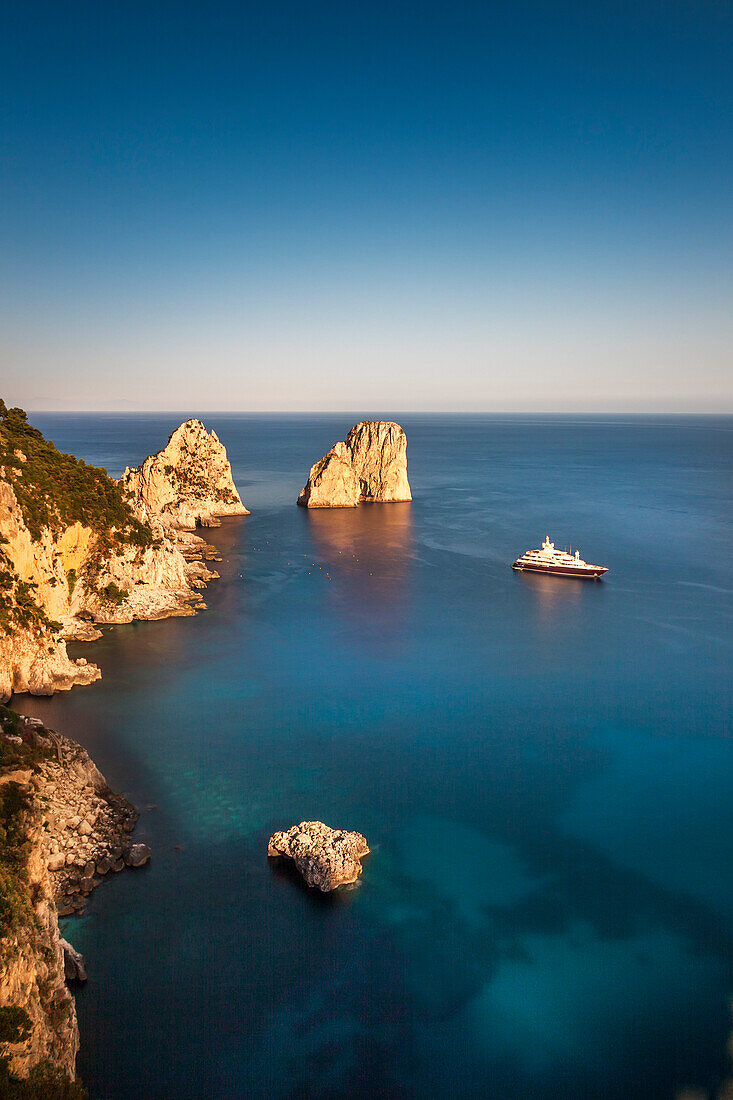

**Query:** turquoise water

left=23, top=414, right=733, bottom=1098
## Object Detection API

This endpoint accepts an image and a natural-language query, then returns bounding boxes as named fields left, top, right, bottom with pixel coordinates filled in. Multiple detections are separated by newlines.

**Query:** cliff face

left=298, top=421, right=411, bottom=508
left=0, top=784, right=79, bottom=1081
left=120, top=418, right=249, bottom=530
left=0, top=476, right=202, bottom=701
left=0, top=405, right=245, bottom=702
left=0, top=706, right=144, bottom=1089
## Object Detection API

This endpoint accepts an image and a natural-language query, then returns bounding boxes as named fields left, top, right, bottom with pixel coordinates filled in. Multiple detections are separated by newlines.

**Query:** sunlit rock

left=298, top=421, right=411, bottom=508
left=268, top=821, right=370, bottom=891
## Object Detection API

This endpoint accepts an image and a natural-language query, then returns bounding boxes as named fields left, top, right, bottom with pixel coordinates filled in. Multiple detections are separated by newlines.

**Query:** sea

left=19, top=414, right=733, bottom=1099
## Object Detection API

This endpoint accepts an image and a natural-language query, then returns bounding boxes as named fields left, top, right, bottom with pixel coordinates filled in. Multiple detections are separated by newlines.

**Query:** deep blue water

left=21, top=414, right=733, bottom=1099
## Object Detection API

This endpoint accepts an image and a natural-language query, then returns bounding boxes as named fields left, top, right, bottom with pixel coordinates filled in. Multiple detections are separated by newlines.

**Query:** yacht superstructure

left=512, top=537, right=608, bottom=579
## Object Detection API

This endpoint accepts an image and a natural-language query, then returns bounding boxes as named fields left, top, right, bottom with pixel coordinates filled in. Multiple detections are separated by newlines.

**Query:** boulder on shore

left=297, top=421, right=411, bottom=508
left=123, top=843, right=151, bottom=868
left=268, top=821, right=369, bottom=891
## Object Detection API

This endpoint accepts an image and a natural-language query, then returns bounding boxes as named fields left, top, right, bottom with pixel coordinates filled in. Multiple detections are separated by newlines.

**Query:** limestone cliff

left=0, top=630, right=99, bottom=707
left=0, top=705, right=145, bottom=1091
left=0, top=788, right=79, bottom=1086
left=120, top=418, right=249, bottom=530
left=0, top=404, right=230, bottom=701
left=298, top=421, right=411, bottom=508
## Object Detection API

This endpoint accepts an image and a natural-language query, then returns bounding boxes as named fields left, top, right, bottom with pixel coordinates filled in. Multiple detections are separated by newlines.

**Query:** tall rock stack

left=120, top=418, right=249, bottom=530
left=298, top=421, right=412, bottom=508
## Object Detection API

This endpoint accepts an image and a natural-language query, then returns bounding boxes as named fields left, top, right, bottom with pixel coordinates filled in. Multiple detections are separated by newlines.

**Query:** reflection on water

left=305, top=504, right=413, bottom=645
left=517, top=570, right=586, bottom=614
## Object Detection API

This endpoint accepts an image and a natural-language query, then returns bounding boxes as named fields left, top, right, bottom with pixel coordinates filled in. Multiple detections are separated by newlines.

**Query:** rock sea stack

left=120, top=418, right=249, bottom=530
left=298, top=421, right=411, bottom=508
left=268, top=821, right=370, bottom=891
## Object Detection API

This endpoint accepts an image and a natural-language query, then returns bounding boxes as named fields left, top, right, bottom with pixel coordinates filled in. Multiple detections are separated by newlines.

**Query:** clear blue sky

left=1, top=1, right=731, bottom=411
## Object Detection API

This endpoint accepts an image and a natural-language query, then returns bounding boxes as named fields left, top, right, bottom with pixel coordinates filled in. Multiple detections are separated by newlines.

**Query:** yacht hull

left=512, top=561, right=608, bottom=579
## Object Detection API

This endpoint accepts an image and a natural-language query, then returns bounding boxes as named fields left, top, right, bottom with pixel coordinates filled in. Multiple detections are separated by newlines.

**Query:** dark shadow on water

left=267, top=855, right=362, bottom=909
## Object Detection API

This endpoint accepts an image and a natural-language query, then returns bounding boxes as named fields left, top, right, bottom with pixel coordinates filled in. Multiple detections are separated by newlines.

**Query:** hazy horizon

left=21, top=406, right=733, bottom=416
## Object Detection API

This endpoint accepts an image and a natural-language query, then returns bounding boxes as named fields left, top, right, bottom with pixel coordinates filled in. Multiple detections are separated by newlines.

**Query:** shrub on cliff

left=0, top=780, right=34, bottom=939
left=0, top=1058, right=87, bottom=1099
left=0, top=707, right=55, bottom=770
left=99, top=581, right=128, bottom=606
left=0, top=1007, right=31, bottom=1045
left=0, top=401, right=152, bottom=551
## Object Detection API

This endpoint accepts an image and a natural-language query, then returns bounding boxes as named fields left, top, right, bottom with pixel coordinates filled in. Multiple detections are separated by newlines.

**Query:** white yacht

left=512, top=537, right=608, bottom=579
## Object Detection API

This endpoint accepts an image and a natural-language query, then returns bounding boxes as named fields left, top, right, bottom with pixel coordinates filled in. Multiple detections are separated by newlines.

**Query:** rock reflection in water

left=304, top=503, right=413, bottom=646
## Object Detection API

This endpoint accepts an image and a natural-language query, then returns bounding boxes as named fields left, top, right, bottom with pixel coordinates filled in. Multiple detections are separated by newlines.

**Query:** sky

left=1, top=1, right=731, bottom=412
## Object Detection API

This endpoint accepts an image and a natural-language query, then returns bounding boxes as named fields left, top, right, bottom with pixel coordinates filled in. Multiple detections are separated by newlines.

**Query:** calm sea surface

left=20, top=414, right=733, bottom=1099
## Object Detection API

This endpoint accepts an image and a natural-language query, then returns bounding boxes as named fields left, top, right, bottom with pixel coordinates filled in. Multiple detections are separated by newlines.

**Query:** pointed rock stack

left=120, top=418, right=249, bottom=530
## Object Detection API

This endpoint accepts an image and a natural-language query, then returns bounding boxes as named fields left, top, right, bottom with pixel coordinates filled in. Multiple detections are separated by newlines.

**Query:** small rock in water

left=124, top=843, right=151, bottom=867
left=267, top=821, right=369, bottom=892
left=61, top=939, right=87, bottom=983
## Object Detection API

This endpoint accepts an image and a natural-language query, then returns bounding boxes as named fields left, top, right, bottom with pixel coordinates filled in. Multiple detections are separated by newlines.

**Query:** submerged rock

left=298, top=421, right=411, bottom=508
left=267, top=821, right=369, bottom=891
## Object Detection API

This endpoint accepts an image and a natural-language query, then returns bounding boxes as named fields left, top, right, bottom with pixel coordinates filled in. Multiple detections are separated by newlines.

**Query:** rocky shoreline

left=0, top=409, right=250, bottom=1090
left=0, top=412, right=243, bottom=702
left=36, top=724, right=150, bottom=918
left=0, top=707, right=149, bottom=1087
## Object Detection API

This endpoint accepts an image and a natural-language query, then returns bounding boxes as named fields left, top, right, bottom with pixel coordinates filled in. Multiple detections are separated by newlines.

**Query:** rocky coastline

left=0, top=406, right=247, bottom=1091
left=0, top=705, right=148, bottom=1091
left=0, top=407, right=246, bottom=702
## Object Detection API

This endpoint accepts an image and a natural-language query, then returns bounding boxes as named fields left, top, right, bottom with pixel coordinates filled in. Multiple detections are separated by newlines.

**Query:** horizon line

left=24, top=408, right=733, bottom=417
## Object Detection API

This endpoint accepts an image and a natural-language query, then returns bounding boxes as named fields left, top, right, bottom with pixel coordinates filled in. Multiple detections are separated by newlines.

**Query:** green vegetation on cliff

left=0, top=401, right=156, bottom=633
left=0, top=712, right=37, bottom=942
left=0, top=779, right=34, bottom=943
left=0, top=401, right=152, bottom=549
left=0, top=707, right=54, bottom=772
left=0, top=1056, right=87, bottom=1100
left=0, top=706, right=57, bottom=942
